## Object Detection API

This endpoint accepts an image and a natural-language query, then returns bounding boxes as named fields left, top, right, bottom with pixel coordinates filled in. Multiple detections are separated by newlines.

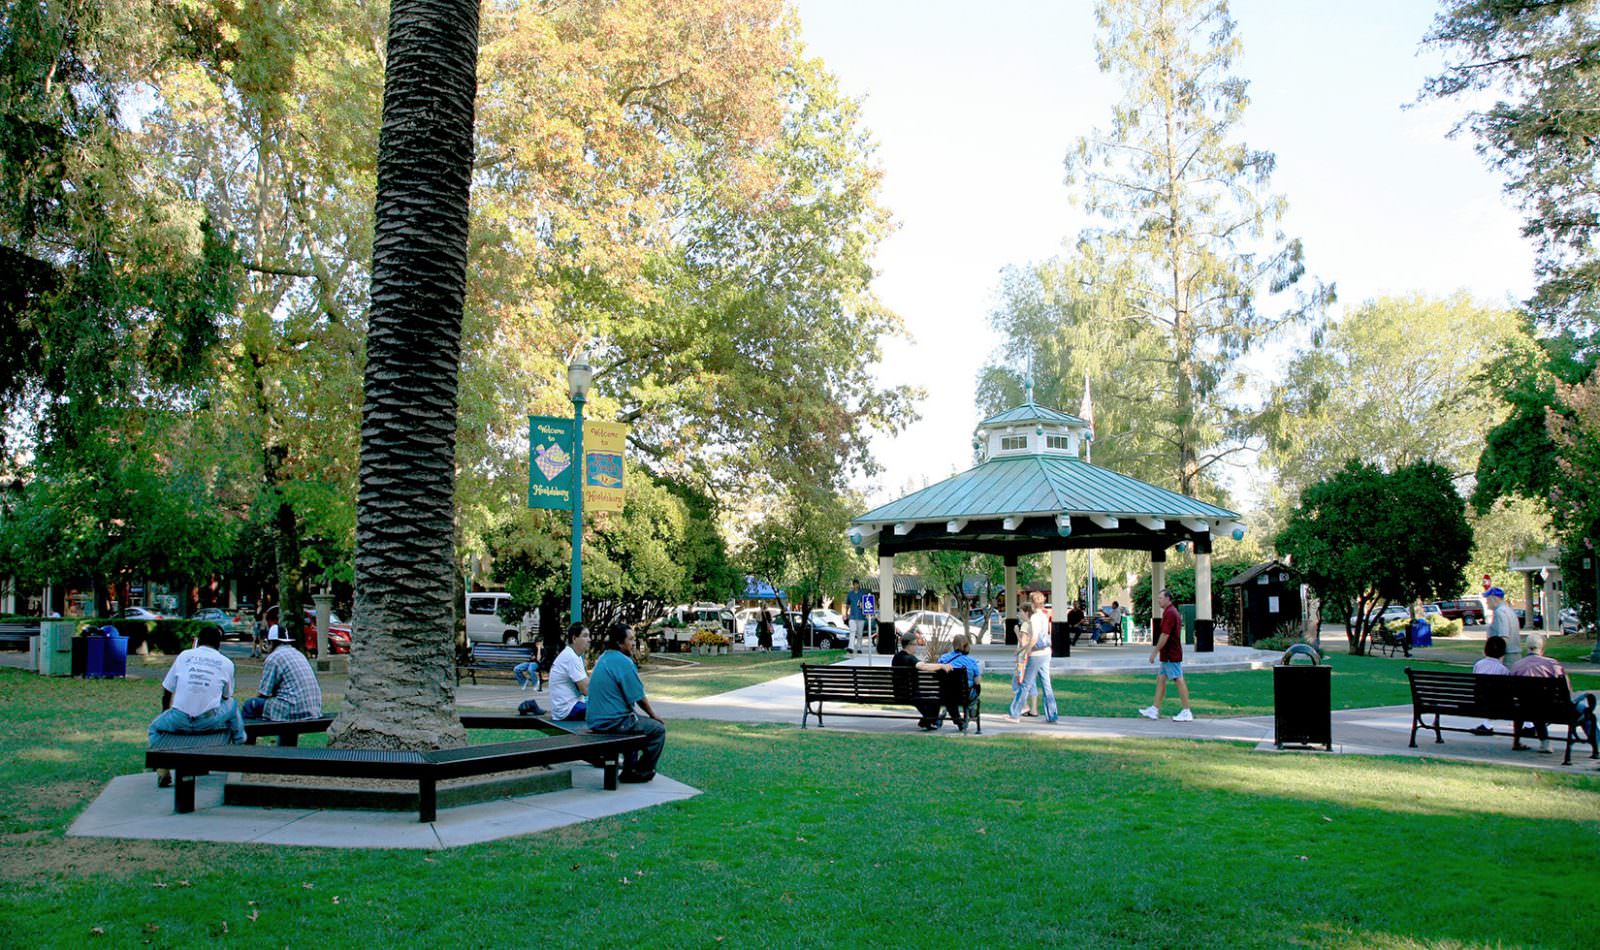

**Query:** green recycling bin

left=37, top=620, right=75, bottom=676
left=1121, top=614, right=1134, bottom=642
left=1178, top=604, right=1197, bottom=645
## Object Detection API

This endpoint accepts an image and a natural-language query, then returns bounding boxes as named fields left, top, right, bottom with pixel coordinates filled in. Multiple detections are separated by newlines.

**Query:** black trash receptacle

left=1273, top=644, right=1332, bottom=751
left=71, top=634, right=89, bottom=678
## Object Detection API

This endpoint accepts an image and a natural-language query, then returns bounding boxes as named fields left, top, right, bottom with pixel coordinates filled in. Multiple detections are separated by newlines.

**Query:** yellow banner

left=582, top=421, right=627, bottom=513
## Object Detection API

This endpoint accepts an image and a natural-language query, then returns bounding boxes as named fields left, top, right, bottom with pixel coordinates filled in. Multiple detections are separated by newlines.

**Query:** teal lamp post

left=568, top=354, right=593, bottom=623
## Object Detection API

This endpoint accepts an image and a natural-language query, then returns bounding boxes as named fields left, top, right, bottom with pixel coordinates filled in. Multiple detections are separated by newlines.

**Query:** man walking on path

left=1140, top=589, right=1193, bottom=722
left=1485, top=587, right=1521, bottom=659
left=846, top=579, right=867, bottom=654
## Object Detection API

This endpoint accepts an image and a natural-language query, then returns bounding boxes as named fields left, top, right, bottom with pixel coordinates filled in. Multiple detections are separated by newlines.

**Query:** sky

left=789, top=0, right=1536, bottom=509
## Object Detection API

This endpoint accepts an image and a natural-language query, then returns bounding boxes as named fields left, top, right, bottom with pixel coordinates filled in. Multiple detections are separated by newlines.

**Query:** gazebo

left=850, top=392, right=1243, bottom=655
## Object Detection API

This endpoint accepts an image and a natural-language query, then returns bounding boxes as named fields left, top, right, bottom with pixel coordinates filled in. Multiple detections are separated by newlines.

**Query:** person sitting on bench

left=1469, top=635, right=1509, bottom=736
left=1066, top=602, right=1086, bottom=646
left=586, top=623, right=665, bottom=783
left=549, top=623, right=591, bottom=722
left=242, top=626, right=322, bottom=722
left=893, top=630, right=954, bottom=731
left=149, top=626, right=245, bottom=786
left=1512, top=633, right=1598, bottom=753
left=937, top=633, right=982, bottom=733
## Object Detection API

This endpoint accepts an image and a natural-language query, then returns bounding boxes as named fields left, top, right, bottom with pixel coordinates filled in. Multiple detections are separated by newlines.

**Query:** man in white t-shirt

left=549, top=623, right=592, bottom=722
left=148, top=626, right=246, bottom=786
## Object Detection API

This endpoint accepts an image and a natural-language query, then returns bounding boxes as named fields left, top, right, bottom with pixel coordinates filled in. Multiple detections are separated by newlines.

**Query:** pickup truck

left=648, top=603, right=735, bottom=652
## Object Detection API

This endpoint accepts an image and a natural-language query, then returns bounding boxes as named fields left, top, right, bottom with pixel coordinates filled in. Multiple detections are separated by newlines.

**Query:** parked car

left=464, top=591, right=537, bottom=645
left=894, top=610, right=975, bottom=645
left=192, top=606, right=250, bottom=640
left=1560, top=607, right=1582, bottom=635
left=969, top=606, right=1002, bottom=631
left=1435, top=598, right=1486, bottom=624
left=774, top=613, right=849, bottom=649
left=1420, top=603, right=1441, bottom=617
left=1510, top=606, right=1544, bottom=628
left=265, top=605, right=352, bottom=656
left=809, top=607, right=845, bottom=629
left=111, top=606, right=166, bottom=623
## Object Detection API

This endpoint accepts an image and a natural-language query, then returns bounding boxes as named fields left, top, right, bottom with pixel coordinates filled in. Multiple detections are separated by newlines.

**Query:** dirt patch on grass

left=0, top=835, right=226, bottom=881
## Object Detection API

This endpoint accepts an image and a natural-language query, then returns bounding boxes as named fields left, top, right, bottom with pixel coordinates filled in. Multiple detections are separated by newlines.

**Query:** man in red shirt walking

left=1140, top=588, right=1193, bottom=722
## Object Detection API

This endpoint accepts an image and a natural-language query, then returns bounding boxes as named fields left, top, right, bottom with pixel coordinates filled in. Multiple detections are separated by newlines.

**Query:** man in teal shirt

left=587, top=623, right=666, bottom=783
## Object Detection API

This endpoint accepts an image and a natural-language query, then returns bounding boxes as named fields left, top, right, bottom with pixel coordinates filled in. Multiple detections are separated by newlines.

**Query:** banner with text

left=527, top=416, right=574, bottom=510
left=583, top=421, right=628, bottom=513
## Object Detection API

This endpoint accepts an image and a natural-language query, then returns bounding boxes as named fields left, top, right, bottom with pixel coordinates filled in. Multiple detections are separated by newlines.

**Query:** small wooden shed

left=1224, top=560, right=1302, bottom=645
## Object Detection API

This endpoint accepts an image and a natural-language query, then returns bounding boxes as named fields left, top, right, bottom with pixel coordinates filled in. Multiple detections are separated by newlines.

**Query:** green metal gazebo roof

left=851, top=454, right=1240, bottom=557
left=976, top=402, right=1086, bottom=429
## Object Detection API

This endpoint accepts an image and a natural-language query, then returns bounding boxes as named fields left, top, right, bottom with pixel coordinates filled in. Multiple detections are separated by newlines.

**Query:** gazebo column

left=1522, top=571, right=1536, bottom=631
left=1050, top=550, right=1070, bottom=657
left=1150, top=550, right=1166, bottom=642
left=1195, top=534, right=1214, bottom=652
left=1004, top=557, right=1019, bottom=645
left=877, top=554, right=896, bottom=656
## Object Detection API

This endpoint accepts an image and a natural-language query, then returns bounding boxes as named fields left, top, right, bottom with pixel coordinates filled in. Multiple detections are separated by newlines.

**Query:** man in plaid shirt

left=242, top=627, right=323, bottom=721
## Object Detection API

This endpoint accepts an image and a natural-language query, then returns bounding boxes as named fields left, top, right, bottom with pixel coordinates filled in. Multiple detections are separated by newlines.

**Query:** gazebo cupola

left=973, top=381, right=1090, bottom=461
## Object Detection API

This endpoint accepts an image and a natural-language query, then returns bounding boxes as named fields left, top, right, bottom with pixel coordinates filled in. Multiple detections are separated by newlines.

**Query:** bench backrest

left=1406, top=668, right=1575, bottom=721
left=467, top=643, right=537, bottom=664
left=802, top=664, right=967, bottom=704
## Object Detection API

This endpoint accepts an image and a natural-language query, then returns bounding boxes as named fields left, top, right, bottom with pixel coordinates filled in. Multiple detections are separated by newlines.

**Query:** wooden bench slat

left=800, top=663, right=982, bottom=734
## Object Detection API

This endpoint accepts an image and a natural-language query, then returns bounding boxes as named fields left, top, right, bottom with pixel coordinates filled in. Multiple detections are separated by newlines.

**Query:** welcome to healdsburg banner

left=528, top=416, right=575, bottom=510
left=527, top=416, right=629, bottom=512
left=582, top=421, right=627, bottom=513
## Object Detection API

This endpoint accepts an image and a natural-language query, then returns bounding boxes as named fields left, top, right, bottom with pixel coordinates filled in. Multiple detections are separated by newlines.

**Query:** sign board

left=861, top=593, right=877, bottom=617
left=583, top=421, right=627, bottom=513
left=528, top=416, right=574, bottom=510
left=742, top=577, right=785, bottom=601
left=1482, top=573, right=1492, bottom=592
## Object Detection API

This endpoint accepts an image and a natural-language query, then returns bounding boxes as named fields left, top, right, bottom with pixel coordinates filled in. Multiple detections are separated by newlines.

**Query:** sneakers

left=1138, top=706, right=1159, bottom=720
left=520, top=680, right=530, bottom=691
left=619, top=770, right=656, bottom=784
left=1470, top=724, right=1494, bottom=736
left=1173, top=708, right=1194, bottom=722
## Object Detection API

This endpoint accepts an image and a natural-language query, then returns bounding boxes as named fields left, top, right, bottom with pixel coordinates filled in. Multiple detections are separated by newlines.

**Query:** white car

left=810, top=608, right=845, bottom=629
left=893, top=610, right=975, bottom=644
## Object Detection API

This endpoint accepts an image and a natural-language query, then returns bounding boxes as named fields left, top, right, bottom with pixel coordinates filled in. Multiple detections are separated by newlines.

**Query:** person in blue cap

left=1484, top=587, right=1521, bottom=658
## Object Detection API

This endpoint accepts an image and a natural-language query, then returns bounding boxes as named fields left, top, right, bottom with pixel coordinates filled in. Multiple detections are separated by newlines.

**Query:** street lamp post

left=568, top=355, right=593, bottom=624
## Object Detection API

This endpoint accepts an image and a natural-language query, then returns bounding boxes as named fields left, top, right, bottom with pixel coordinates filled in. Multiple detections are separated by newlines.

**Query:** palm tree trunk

left=331, top=0, right=482, bottom=750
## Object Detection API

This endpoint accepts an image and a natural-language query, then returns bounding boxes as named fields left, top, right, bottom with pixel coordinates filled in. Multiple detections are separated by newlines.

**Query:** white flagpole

left=1081, top=373, right=1096, bottom=615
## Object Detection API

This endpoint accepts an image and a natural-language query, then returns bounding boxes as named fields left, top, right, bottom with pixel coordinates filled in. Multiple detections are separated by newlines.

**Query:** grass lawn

left=641, top=649, right=847, bottom=700
left=3, top=670, right=1599, bottom=948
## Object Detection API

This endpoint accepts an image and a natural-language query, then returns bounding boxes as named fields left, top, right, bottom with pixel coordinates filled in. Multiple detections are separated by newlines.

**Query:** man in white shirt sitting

left=148, top=626, right=246, bottom=786
left=549, top=623, right=591, bottom=722
left=1469, top=635, right=1510, bottom=736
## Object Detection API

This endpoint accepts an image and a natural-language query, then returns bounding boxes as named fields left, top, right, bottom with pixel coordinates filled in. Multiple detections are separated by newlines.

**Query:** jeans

left=849, top=618, right=866, bottom=651
left=513, top=662, right=539, bottom=687
left=592, top=713, right=666, bottom=775
left=149, top=698, right=246, bottom=745
left=1009, top=652, right=1057, bottom=720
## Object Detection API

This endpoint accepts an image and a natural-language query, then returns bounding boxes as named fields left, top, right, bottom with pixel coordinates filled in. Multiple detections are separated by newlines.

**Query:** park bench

left=146, top=714, right=646, bottom=821
left=456, top=642, right=538, bottom=685
left=800, top=664, right=981, bottom=734
left=0, top=621, right=33, bottom=651
left=1405, top=668, right=1598, bottom=766
left=146, top=717, right=338, bottom=753
left=1371, top=624, right=1410, bottom=658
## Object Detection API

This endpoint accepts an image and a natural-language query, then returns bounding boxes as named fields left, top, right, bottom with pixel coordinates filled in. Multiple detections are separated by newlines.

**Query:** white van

left=465, top=592, right=536, bottom=645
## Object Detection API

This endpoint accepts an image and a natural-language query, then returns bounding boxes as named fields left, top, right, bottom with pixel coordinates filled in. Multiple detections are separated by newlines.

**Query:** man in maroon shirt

left=1140, top=589, right=1193, bottom=722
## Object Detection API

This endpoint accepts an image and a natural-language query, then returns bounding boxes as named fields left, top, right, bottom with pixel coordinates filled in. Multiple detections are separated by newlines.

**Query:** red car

left=265, top=605, right=352, bottom=656
left=1435, top=598, right=1485, bottom=624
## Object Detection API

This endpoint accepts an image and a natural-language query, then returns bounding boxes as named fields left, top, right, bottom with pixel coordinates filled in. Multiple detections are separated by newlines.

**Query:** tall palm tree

left=331, top=0, right=481, bottom=750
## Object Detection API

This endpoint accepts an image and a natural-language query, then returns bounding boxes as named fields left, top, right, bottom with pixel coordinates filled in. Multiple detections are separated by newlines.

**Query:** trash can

left=86, top=627, right=127, bottom=679
left=1178, top=605, right=1196, bottom=644
left=38, top=620, right=75, bottom=677
left=71, top=634, right=88, bottom=677
left=1121, top=614, right=1134, bottom=643
left=1273, top=644, right=1332, bottom=750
